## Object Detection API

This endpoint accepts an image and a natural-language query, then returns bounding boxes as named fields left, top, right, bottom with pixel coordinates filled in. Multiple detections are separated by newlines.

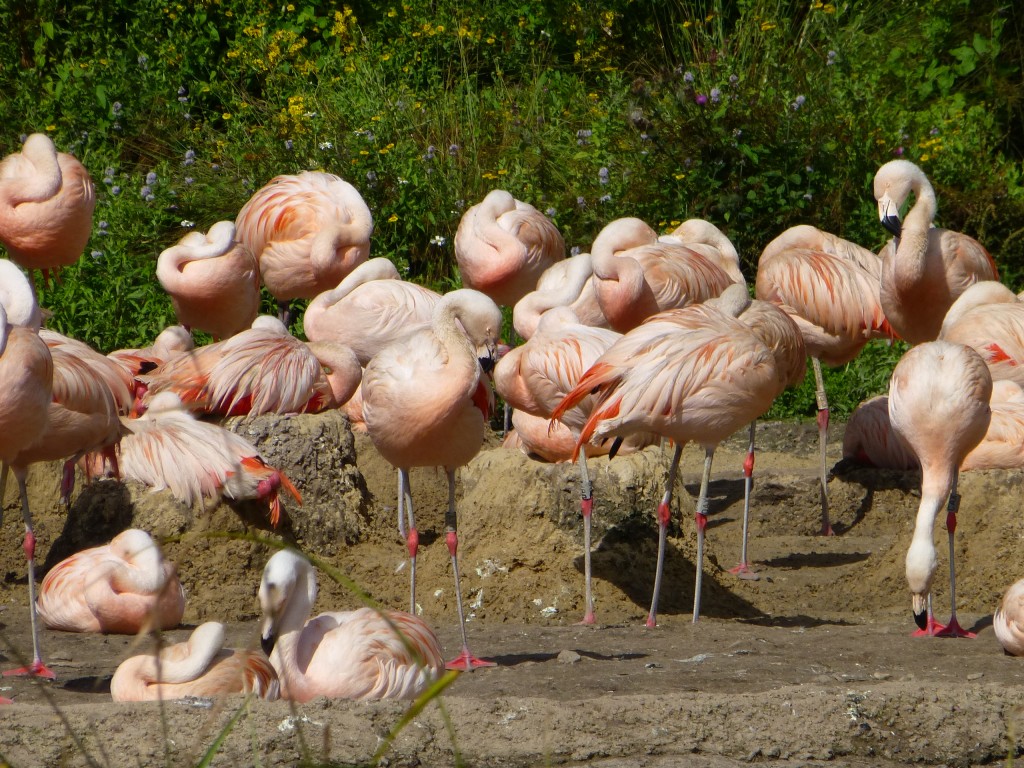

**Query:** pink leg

left=936, top=479, right=975, bottom=639
left=812, top=358, right=834, bottom=536
left=692, top=450, right=715, bottom=623
left=912, top=594, right=948, bottom=637
left=397, top=469, right=418, bottom=614
left=442, top=469, right=495, bottom=671
left=577, top=451, right=595, bottom=625
left=647, top=444, right=683, bottom=628
left=730, top=421, right=759, bottom=580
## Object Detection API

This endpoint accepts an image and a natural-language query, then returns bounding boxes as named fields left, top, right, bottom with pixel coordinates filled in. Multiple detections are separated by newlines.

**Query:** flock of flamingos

left=2, top=131, right=1024, bottom=707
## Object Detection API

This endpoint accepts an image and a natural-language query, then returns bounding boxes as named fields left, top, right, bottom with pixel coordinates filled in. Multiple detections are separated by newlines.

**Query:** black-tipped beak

left=608, top=436, right=624, bottom=459
left=881, top=213, right=902, bottom=239
left=479, top=355, right=496, bottom=374
left=261, top=633, right=277, bottom=656
left=913, top=609, right=927, bottom=631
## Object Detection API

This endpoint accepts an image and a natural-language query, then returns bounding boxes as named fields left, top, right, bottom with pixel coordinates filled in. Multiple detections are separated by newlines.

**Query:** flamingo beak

left=913, top=609, right=927, bottom=631
left=261, top=630, right=277, bottom=656
left=911, top=592, right=928, bottom=630
left=878, top=194, right=902, bottom=238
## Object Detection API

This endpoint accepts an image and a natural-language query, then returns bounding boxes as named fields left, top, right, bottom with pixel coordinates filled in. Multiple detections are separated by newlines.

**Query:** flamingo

left=503, top=409, right=653, bottom=464
left=36, top=529, right=185, bottom=634
left=361, top=288, right=501, bottom=669
left=512, top=252, right=607, bottom=340
left=0, top=260, right=54, bottom=684
left=552, top=284, right=796, bottom=625
left=888, top=340, right=992, bottom=636
left=234, top=171, right=373, bottom=323
left=994, top=579, right=1024, bottom=656
left=755, top=224, right=893, bottom=535
left=304, top=257, right=441, bottom=366
left=114, top=391, right=302, bottom=527
left=588, top=217, right=739, bottom=333
left=107, top=325, right=195, bottom=380
left=874, top=159, right=998, bottom=345
left=258, top=549, right=443, bottom=702
left=938, top=281, right=1024, bottom=389
left=140, top=316, right=361, bottom=418
left=454, top=189, right=565, bottom=308
left=111, top=621, right=279, bottom=701
left=659, top=218, right=745, bottom=285
left=156, top=220, right=261, bottom=340
left=0, top=134, right=95, bottom=282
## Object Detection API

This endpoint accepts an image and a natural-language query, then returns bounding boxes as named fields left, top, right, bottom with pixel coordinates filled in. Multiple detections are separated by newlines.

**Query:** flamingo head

left=905, top=538, right=938, bottom=629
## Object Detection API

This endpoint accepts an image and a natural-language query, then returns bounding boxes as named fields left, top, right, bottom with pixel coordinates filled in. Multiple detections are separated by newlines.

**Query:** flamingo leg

left=443, top=469, right=495, bottom=671
left=3, top=467, right=55, bottom=680
left=937, top=472, right=975, bottom=638
left=692, top=449, right=715, bottom=623
left=647, top=443, right=683, bottom=628
left=812, top=357, right=834, bottom=536
left=577, top=449, right=595, bottom=625
left=397, top=469, right=418, bottom=614
left=912, top=593, right=947, bottom=637
left=729, top=421, right=760, bottom=580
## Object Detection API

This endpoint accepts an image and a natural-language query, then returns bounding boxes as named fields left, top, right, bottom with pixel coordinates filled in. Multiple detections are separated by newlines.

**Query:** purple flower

left=424, top=145, right=436, bottom=160
left=894, top=147, right=904, bottom=156
left=598, top=167, right=609, bottom=185
left=145, top=171, right=158, bottom=185
left=827, top=50, right=837, bottom=66
left=182, top=149, right=195, bottom=166
left=545, top=207, right=556, bottom=217
left=576, top=196, right=586, bottom=208
left=284, top=139, right=294, bottom=150
left=683, top=71, right=694, bottom=83
left=710, top=88, right=721, bottom=103
left=140, top=185, right=152, bottom=198
left=791, top=95, right=806, bottom=110
left=112, top=102, right=123, bottom=115
left=695, top=94, right=708, bottom=106
left=448, top=144, right=459, bottom=155
left=599, top=194, right=612, bottom=203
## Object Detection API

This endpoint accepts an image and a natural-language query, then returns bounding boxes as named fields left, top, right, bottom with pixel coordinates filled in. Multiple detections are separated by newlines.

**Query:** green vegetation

left=0, top=0, right=1021, bottom=421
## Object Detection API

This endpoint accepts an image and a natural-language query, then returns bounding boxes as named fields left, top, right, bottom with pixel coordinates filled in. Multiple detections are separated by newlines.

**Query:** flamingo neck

left=1, top=137, right=63, bottom=205
left=892, top=175, right=937, bottom=289
left=512, top=255, right=593, bottom=339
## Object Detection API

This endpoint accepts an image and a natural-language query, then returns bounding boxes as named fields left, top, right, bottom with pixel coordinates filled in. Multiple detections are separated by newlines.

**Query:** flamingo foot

left=729, top=562, right=761, bottom=581
left=0, top=696, right=12, bottom=704
left=818, top=523, right=835, bottom=537
left=936, top=617, right=976, bottom=639
left=577, top=611, right=596, bottom=626
left=3, top=660, right=56, bottom=680
left=445, top=647, right=496, bottom=671
left=645, top=614, right=657, bottom=629
left=911, top=615, right=947, bottom=637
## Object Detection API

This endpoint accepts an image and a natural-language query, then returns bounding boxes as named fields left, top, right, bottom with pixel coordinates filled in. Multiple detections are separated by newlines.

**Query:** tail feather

left=550, top=361, right=618, bottom=423
left=573, top=396, right=621, bottom=461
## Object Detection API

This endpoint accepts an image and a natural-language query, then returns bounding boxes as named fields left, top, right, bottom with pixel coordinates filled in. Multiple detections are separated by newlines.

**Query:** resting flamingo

left=258, top=549, right=443, bottom=701
left=304, top=257, right=441, bottom=365
left=140, top=316, right=361, bottom=418
left=495, top=306, right=658, bottom=623
left=115, top=391, right=302, bottom=527
left=0, top=260, right=54, bottom=685
left=156, top=220, right=261, bottom=340
left=552, top=284, right=799, bottom=624
left=659, top=218, right=745, bottom=285
left=455, top=189, right=565, bottom=308
left=888, top=340, right=991, bottom=636
left=874, top=159, right=998, bottom=344
left=37, top=529, right=185, bottom=634
left=588, top=217, right=738, bottom=333
left=755, top=224, right=893, bottom=535
left=111, top=621, right=279, bottom=701
left=512, top=253, right=607, bottom=340
left=938, top=281, right=1024, bottom=389
left=0, top=134, right=95, bottom=282
left=361, top=288, right=501, bottom=669
left=107, top=325, right=195, bottom=382
left=234, top=171, right=373, bottom=323
left=994, top=579, right=1024, bottom=656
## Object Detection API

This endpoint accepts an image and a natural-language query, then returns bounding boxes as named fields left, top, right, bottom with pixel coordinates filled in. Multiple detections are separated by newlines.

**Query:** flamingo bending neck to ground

left=874, top=159, right=998, bottom=345
left=362, top=288, right=501, bottom=669
left=258, top=549, right=443, bottom=701
left=888, top=340, right=991, bottom=637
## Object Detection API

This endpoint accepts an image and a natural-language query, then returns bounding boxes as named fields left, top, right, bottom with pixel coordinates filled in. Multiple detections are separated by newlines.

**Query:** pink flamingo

left=588, top=217, right=739, bottom=333
left=156, top=220, right=261, bottom=340
left=994, top=579, right=1024, bottom=656
left=552, top=284, right=797, bottom=625
left=36, top=529, right=185, bottom=634
left=304, top=257, right=441, bottom=366
left=361, top=288, right=501, bottom=669
left=259, top=549, right=443, bottom=701
left=111, top=621, right=279, bottom=701
left=107, top=325, right=195, bottom=381
left=0, top=260, right=54, bottom=685
left=503, top=408, right=653, bottom=464
left=659, top=218, right=745, bottom=285
left=455, top=189, right=565, bottom=308
left=0, top=134, right=95, bottom=282
left=888, top=340, right=992, bottom=637
left=495, top=305, right=656, bottom=623
left=874, top=159, right=998, bottom=345
left=512, top=253, right=608, bottom=340
left=755, top=224, right=894, bottom=535
left=141, top=316, right=361, bottom=418
left=115, top=391, right=302, bottom=527
left=234, top=171, right=373, bottom=322
left=939, top=281, right=1024, bottom=389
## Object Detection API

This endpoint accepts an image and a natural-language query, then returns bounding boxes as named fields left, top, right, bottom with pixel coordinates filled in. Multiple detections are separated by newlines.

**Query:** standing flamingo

left=361, top=288, right=501, bottom=669
left=258, top=549, right=443, bottom=701
left=755, top=225, right=893, bottom=534
left=156, top=220, right=261, bottom=340
left=455, top=189, right=565, bottom=308
left=0, top=134, right=95, bottom=282
left=111, top=621, right=279, bottom=701
left=888, top=340, right=991, bottom=636
left=304, top=257, right=441, bottom=365
left=874, top=159, right=998, bottom=344
left=37, top=529, right=185, bottom=634
left=234, top=171, right=373, bottom=323
left=0, top=260, right=53, bottom=684
left=938, top=281, right=1024, bottom=389
left=552, top=284, right=791, bottom=624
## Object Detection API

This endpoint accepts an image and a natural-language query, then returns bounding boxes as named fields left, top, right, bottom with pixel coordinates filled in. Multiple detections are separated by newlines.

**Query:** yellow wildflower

left=222, top=113, right=232, bottom=120
left=388, top=214, right=399, bottom=222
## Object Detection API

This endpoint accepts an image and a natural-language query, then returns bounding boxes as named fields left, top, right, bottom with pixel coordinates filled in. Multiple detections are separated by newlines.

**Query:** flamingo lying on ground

left=258, top=549, right=443, bottom=701
left=111, top=621, right=279, bottom=701
left=874, top=159, right=998, bottom=345
left=888, top=340, right=991, bottom=637
left=994, top=579, right=1024, bottom=656
left=361, top=288, right=501, bottom=669
left=37, top=529, right=185, bottom=634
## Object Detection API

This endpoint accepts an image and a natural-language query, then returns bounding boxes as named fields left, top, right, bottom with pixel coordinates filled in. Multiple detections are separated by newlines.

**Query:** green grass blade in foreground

left=193, top=694, right=254, bottom=768
left=370, top=670, right=461, bottom=766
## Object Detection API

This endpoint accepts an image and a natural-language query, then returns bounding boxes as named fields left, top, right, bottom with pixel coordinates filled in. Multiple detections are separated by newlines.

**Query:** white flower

left=180, top=219, right=195, bottom=228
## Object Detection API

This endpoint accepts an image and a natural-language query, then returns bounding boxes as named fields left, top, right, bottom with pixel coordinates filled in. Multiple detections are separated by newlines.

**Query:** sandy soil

left=1, top=414, right=1023, bottom=767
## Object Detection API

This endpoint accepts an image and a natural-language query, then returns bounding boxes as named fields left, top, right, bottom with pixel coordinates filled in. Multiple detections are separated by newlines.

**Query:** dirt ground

left=1, top=414, right=1024, bottom=767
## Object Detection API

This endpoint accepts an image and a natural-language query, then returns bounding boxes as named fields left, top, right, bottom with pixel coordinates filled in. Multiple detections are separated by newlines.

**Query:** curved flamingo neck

left=0, top=261, right=42, bottom=329
left=0, top=135, right=63, bottom=205
left=318, top=258, right=399, bottom=309
left=432, top=296, right=477, bottom=363
left=892, top=171, right=937, bottom=288
left=145, top=623, right=225, bottom=684
left=513, top=255, right=593, bottom=339
left=590, top=249, right=645, bottom=326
